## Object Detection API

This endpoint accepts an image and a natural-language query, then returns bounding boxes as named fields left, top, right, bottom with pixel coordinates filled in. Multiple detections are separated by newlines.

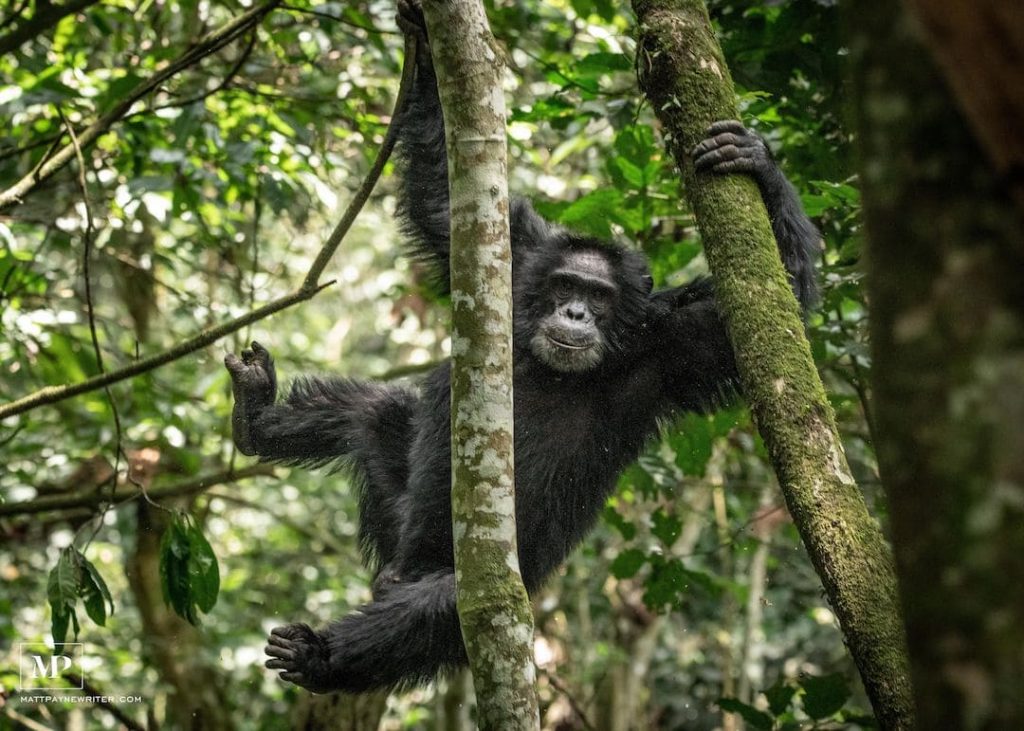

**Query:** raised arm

left=224, top=342, right=415, bottom=468
left=651, top=122, right=820, bottom=412
left=393, top=0, right=553, bottom=289
left=692, top=120, right=819, bottom=309
left=394, top=1, right=450, bottom=286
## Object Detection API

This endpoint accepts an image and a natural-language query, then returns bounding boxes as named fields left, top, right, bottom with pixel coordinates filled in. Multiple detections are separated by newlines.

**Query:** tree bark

left=419, top=0, right=539, bottom=729
left=851, top=2, right=1024, bottom=727
left=631, top=2, right=914, bottom=728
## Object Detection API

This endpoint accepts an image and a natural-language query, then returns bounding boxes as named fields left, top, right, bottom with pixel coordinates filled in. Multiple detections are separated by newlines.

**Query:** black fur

left=234, top=14, right=820, bottom=694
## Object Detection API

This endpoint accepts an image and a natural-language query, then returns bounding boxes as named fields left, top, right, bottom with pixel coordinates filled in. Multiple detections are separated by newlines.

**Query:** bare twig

left=541, top=671, right=596, bottom=731
left=0, top=36, right=417, bottom=421
left=61, top=673, right=146, bottom=731
left=0, top=1, right=281, bottom=212
left=279, top=3, right=396, bottom=35
left=63, top=106, right=130, bottom=538
left=0, top=464, right=276, bottom=517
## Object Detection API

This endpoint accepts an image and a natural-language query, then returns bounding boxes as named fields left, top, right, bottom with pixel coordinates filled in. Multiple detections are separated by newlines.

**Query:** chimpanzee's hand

left=396, top=0, right=426, bottom=39
left=224, top=341, right=276, bottom=456
left=265, top=623, right=333, bottom=694
left=691, top=121, right=774, bottom=184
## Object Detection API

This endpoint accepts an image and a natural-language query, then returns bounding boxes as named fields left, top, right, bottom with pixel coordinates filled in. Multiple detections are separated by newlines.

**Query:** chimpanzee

left=225, top=3, right=818, bottom=694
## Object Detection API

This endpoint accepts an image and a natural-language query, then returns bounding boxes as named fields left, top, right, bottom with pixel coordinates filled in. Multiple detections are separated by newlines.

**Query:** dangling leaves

left=159, top=512, right=220, bottom=625
left=47, top=547, right=115, bottom=646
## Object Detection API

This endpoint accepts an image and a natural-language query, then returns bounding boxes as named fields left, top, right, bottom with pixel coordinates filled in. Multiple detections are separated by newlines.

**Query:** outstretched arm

left=649, top=124, right=820, bottom=411
left=224, top=341, right=415, bottom=468
left=692, top=120, right=820, bottom=309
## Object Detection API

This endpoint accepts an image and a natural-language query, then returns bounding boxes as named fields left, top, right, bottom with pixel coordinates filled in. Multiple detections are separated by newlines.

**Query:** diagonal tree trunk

left=630, top=1, right=914, bottom=728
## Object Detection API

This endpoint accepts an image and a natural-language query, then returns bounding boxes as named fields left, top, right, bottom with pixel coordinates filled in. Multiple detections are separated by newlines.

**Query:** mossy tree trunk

left=630, top=2, right=914, bottom=728
left=851, top=2, right=1024, bottom=727
left=419, top=1, right=539, bottom=729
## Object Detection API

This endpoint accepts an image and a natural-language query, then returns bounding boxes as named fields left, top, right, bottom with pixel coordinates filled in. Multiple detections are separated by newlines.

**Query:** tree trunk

left=851, top=2, right=1024, bottom=728
left=630, top=2, right=914, bottom=728
left=419, top=0, right=539, bottom=729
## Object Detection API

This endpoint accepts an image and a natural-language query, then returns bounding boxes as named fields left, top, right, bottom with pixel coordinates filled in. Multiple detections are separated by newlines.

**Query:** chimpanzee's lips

left=546, top=335, right=590, bottom=350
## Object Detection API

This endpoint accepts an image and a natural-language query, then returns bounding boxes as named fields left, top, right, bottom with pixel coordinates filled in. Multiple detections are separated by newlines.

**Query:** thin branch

left=63, top=107, right=130, bottom=537
left=541, top=671, right=596, bottom=731
left=0, top=35, right=417, bottom=421
left=61, top=673, right=145, bottom=731
left=130, top=28, right=258, bottom=117
left=279, top=3, right=397, bottom=35
left=0, top=0, right=281, bottom=212
left=0, top=0, right=100, bottom=56
left=205, top=489, right=349, bottom=556
left=0, top=464, right=276, bottom=517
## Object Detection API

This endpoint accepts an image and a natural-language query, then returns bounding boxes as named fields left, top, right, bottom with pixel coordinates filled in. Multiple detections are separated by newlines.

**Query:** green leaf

left=47, top=548, right=80, bottom=613
left=186, top=521, right=220, bottom=613
left=159, top=513, right=219, bottom=625
left=556, top=188, right=624, bottom=238
left=79, top=558, right=114, bottom=626
left=613, top=157, right=645, bottom=187
left=651, top=509, right=682, bottom=547
left=51, top=606, right=70, bottom=647
left=801, top=673, right=850, bottom=720
left=576, top=52, right=631, bottom=76
left=602, top=504, right=637, bottom=540
left=610, top=548, right=646, bottom=579
left=763, top=680, right=797, bottom=716
left=718, top=698, right=774, bottom=730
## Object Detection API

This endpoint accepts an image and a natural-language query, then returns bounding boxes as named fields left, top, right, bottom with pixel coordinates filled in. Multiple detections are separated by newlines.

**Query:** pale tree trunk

left=418, top=1, right=539, bottom=729
left=851, top=1, right=1024, bottom=727
left=630, top=1, right=914, bottom=728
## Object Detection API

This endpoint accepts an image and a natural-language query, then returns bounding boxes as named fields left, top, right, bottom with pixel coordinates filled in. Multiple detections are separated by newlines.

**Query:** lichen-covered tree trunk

left=851, top=2, right=1024, bottom=727
left=630, top=2, right=914, bottom=728
left=418, top=1, right=539, bottom=729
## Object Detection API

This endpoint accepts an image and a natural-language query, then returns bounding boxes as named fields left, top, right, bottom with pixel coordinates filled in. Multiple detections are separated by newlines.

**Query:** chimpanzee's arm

left=644, top=122, right=820, bottom=412
left=224, top=342, right=415, bottom=468
left=394, top=2, right=451, bottom=286
left=692, top=120, right=820, bottom=308
left=394, top=0, right=552, bottom=289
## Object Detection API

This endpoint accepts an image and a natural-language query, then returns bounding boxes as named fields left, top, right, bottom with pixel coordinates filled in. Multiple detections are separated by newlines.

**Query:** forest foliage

left=0, top=1, right=877, bottom=728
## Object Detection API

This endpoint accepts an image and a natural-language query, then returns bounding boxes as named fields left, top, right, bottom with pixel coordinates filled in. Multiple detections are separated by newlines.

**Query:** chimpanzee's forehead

left=561, top=250, right=613, bottom=280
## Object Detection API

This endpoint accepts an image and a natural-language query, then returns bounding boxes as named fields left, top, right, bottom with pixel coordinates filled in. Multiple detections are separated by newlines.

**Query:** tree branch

left=0, top=0, right=281, bottom=212
left=0, top=464, right=276, bottom=517
left=0, top=0, right=100, bottom=57
left=0, top=36, right=416, bottom=421
left=61, top=673, right=146, bottom=731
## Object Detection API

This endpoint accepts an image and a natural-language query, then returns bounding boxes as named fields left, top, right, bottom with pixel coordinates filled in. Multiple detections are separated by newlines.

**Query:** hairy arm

left=224, top=341, right=416, bottom=467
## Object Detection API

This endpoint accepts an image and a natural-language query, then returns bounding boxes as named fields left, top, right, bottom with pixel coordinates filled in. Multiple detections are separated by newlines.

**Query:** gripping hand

left=224, top=341, right=277, bottom=456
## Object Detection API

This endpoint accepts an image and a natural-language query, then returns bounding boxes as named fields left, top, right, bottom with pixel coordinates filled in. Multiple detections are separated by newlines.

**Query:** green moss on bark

left=632, top=1, right=914, bottom=728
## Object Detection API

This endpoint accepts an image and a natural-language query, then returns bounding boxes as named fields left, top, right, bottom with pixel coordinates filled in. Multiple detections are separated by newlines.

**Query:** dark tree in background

left=851, top=1, right=1024, bottom=727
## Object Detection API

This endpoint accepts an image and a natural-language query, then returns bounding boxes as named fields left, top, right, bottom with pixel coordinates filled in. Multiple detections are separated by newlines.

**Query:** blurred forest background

left=0, top=0, right=881, bottom=728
